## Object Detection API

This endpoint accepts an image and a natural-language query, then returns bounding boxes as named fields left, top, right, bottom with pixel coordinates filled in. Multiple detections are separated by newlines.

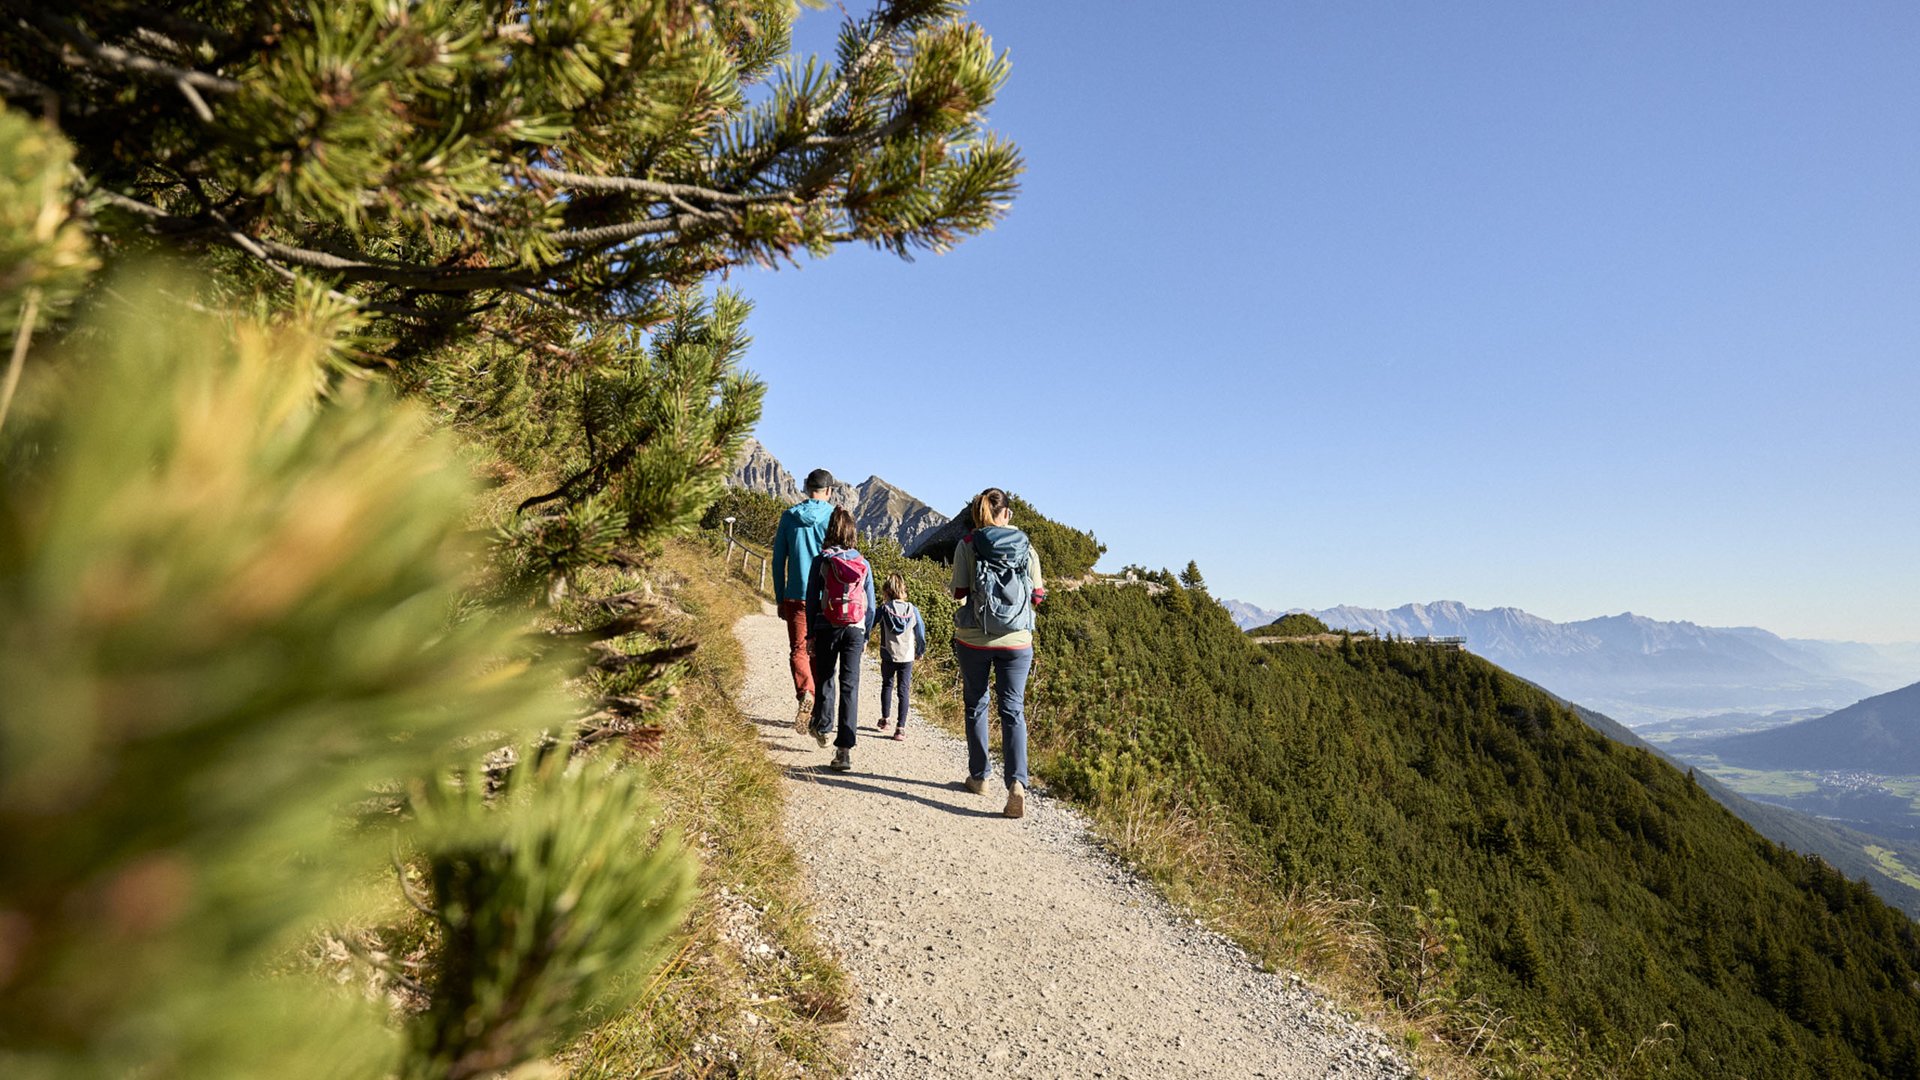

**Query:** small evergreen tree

left=1179, top=560, right=1208, bottom=592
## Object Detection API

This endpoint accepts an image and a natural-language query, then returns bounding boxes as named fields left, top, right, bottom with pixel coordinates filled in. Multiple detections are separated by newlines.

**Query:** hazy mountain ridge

left=1232, top=599, right=1913, bottom=724
left=1687, top=679, right=1920, bottom=775
left=726, top=437, right=949, bottom=552
left=1222, top=599, right=1284, bottom=629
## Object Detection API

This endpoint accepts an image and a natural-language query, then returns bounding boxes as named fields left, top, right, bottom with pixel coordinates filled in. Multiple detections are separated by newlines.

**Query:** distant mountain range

left=1221, top=598, right=1283, bottom=629
left=1684, top=679, right=1920, bottom=775
left=1227, top=599, right=1919, bottom=726
left=727, top=437, right=949, bottom=552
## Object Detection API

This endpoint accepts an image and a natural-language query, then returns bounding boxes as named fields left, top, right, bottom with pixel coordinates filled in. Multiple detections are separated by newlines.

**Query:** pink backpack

left=821, top=550, right=870, bottom=627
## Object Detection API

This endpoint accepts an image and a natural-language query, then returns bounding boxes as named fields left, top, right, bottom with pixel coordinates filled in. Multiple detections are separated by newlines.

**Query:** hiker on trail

left=772, top=468, right=837, bottom=732
left=872, top=572, right=927, bottom=741
left=950, top=487, right=1045, bottom=819
left=805, top=507, right=876, bottom=772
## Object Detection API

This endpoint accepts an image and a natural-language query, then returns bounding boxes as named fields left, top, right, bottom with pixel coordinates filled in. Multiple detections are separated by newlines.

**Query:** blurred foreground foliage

left=0, top=282, right=691, bottom=1079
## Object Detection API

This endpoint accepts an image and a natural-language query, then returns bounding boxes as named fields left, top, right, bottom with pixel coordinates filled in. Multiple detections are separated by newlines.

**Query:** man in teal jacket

left=771, top=468, right=837, bottom=730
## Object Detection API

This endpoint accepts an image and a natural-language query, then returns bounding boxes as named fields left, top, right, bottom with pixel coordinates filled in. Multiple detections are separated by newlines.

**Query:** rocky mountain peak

left=730, top=437, right=800, bottom=502
left=726, top=440, right=948, bottom=552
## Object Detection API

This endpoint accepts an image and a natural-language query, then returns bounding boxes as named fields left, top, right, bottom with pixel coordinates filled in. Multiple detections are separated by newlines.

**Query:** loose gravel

left=736, top=608, right=1418, bottom=1080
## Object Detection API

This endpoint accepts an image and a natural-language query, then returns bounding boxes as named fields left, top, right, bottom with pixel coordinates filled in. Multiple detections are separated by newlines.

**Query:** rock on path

left=735, top=608, right=1416, bottom=1080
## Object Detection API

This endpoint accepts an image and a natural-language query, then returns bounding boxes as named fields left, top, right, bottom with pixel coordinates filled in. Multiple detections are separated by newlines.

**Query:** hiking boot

left=889, top=728, right=905, bottom=742
left=814, top=726, right=831, bottom=748
left=1003, top=781, right=1026, bottom=819
left=792, top=694, right=814, bottom=734
left=829, top=748, right=852, bottom=772
left=963, top=776, right=985, bottom=795
left=875, top=717, right=890, bottom=732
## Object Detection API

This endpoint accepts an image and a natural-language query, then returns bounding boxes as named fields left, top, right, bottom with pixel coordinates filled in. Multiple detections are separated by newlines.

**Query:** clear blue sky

left=729, top=1, right=1920, bottom=642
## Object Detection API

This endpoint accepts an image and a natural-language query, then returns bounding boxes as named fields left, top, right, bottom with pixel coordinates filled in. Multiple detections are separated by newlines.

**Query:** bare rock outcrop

left=727, top=439, right=949, bottom=552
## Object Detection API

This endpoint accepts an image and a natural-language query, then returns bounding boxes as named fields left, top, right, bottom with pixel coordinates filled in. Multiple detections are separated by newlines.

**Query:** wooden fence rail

left=719, top=530, right=772, bottom=595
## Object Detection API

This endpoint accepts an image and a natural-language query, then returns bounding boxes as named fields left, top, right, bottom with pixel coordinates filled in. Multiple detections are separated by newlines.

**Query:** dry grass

left=558, top=539, right=849, bottom=1079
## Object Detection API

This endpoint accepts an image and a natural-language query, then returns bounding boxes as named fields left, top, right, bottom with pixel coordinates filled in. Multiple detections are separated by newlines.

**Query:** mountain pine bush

left=0, top=279, right=697, bottom=1078
left=1251, top=612, right=1332, bottom=637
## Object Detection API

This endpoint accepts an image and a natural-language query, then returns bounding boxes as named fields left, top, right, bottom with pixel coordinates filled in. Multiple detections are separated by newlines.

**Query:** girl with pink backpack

left=804, top=507, right=876, bottom=771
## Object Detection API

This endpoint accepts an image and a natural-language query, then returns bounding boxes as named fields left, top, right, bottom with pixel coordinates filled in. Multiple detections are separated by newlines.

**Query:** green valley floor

left=735, top=607, right=1415, bottom=1079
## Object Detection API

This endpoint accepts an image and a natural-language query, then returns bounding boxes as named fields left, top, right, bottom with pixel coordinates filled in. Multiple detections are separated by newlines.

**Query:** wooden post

left=759, top=558, right=768, bottom=593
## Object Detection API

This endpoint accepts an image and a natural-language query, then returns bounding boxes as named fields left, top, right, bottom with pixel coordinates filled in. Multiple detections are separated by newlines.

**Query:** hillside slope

left=1027, top=583, right=1920, bottom=1079
left=1561, top=701, right=1920, bottom=919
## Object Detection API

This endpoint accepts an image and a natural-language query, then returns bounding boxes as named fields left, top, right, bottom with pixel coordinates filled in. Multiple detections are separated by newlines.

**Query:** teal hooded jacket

left=770, top=497, right=835, bottom=602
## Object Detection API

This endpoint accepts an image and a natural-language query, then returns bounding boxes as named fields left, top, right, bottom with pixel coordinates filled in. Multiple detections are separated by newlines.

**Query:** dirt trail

left=735, top=608, right=1416, bottom=1080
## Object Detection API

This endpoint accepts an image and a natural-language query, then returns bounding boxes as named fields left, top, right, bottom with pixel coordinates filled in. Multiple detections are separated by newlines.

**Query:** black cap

left=804, top=468, right=836, bottom=492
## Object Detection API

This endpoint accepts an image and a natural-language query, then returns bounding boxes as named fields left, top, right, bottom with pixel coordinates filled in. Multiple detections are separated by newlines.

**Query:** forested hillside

left=1562, top=703, right=1920, bottom=921
left=1026, top=580, right=1920, bottom=1078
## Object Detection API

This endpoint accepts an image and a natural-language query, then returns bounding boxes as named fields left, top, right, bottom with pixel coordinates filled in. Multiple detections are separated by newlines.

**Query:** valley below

left=1668, top=756, right=1920, bottom=845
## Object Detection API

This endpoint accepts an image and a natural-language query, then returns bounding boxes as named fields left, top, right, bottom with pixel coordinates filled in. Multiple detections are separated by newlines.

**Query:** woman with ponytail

left=949, top=488, right=1046, bottom=818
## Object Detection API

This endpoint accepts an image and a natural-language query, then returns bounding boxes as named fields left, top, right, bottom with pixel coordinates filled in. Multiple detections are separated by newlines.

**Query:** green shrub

left=1010, top=494, right=1105, bottom=581
left=701, top=487, right=790, bottom=552
left=1252, top=612, right=1332, bottom=637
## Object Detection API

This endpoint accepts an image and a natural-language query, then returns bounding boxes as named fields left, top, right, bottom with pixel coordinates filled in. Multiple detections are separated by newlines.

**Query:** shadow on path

left=781, top=764, right=1004, bottom=820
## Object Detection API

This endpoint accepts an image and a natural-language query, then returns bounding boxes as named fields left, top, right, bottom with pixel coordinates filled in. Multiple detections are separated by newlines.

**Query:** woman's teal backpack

left=955, top=527, right=1035, bottom=636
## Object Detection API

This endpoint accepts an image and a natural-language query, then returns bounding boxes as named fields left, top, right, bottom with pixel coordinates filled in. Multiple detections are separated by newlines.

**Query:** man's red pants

left=777, top=599, right=814, bottom=701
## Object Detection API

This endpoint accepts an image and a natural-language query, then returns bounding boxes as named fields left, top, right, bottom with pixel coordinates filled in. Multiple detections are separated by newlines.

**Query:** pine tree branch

left=0, top=68, right=55, bottom=102
left=13, top=6, right=243, bottom=97
left=526, top=169, right=791, bottom=206
left=546, top=210, right=723, bottom=249
left=93, top=190, right=535, bottom=291
left=714, top=8, right=900, bottom=185
left=0, top=288, right=41, bottom=435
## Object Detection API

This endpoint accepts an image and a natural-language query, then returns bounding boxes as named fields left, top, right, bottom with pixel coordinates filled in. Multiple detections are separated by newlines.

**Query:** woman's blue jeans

left=955, top=644, right=1033, bottom=788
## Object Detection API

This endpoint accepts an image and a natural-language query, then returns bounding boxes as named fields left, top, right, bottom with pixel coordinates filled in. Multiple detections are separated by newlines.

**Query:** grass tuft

left=559, top=539, right=849, bottom=1079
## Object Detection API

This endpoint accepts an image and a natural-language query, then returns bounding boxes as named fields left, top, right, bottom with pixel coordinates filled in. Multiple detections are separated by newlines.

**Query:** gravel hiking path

left=735, top=608, right=1416, bottom=1080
